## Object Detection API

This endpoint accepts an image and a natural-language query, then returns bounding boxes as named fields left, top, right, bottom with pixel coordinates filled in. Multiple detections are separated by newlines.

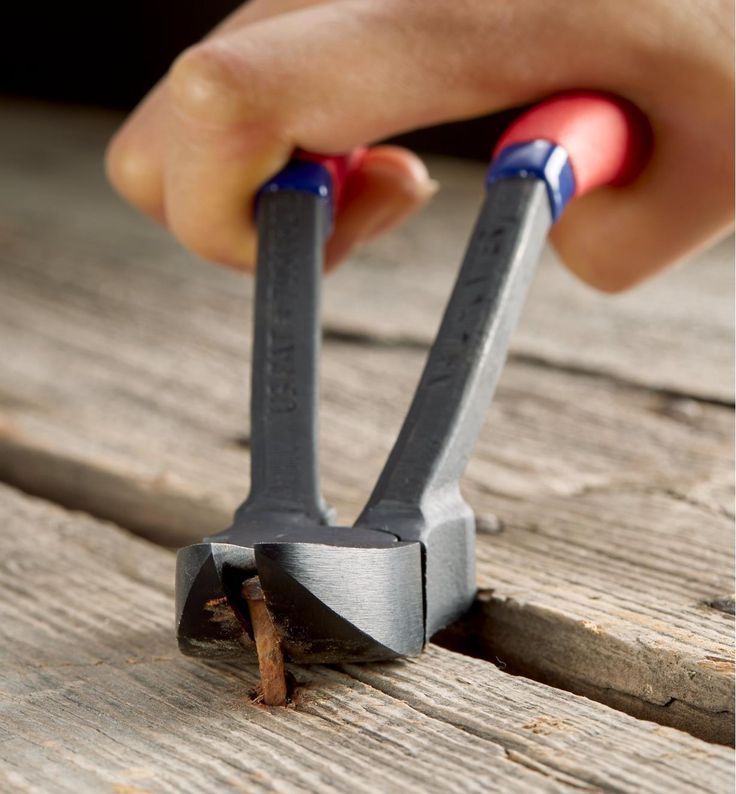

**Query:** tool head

left=175, top=526, right=425, bottom=664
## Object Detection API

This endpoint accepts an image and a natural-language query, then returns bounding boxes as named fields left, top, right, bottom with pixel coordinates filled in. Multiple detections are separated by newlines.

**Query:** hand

left=106, top=0, right=734, bottom=290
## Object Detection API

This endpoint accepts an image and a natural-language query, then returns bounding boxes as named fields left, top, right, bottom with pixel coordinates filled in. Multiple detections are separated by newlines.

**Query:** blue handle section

left=485, top=141, right=576, bottom=222
left=257, top=160, right=335, bottom=224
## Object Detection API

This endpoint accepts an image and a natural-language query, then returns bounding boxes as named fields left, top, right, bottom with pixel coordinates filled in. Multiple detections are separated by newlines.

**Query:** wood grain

left=0, top=484, right=732, bottom=793
left=0, top=102, right=733, bottom=742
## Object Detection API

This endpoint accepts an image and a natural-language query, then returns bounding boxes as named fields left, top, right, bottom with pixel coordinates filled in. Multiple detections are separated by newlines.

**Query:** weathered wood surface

left=0, top=102, right=733, bottom=744
left=0, top=484, right=732, bottom=793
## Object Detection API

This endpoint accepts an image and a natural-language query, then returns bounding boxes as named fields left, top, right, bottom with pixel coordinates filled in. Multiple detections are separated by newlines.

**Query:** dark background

left=2, top=1, right=517, bottom=159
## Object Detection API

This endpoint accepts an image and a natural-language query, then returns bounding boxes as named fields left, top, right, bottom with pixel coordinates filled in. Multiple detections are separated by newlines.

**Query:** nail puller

left=175, top=92, right=646, bottom=665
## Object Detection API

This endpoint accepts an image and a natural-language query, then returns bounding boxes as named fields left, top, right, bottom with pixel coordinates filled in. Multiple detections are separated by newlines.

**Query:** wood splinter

left=243, top=577, right=288, bottom=706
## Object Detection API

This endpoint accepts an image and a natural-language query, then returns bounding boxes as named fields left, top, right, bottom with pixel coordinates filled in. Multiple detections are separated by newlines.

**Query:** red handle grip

left=494, top=91, right=650, bottom=198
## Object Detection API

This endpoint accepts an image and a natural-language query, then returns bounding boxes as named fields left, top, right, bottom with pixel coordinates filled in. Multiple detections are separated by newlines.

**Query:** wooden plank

left=0, top=102, right=733, bottom=741
left=0, top=186, right=733, bottom=740
left=1, top=100, right=733, bottom=402
left=0, top=484, right=732, bottom=793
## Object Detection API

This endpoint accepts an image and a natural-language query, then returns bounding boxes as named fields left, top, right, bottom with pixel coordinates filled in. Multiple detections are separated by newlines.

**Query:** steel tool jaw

left=255, top=540, right=424, bottom=662
left=175, top=530, right=424, bottom=663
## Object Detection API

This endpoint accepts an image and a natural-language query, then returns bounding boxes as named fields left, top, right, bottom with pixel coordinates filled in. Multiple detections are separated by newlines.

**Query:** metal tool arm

left=359, top=178, right=551, bottom=520
left=359, top=91, right=648, bottom=531
left=357, top=92, right=647, bottom=639
left=233, top=178, right=332, bottom=531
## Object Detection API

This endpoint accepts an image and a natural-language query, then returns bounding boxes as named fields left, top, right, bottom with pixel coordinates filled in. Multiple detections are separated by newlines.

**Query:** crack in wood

left=704, top=596, right=736, bottom=616
left=502, top=749, right=603, bottom=792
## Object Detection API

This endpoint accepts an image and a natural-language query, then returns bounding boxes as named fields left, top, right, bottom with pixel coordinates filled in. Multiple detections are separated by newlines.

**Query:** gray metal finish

left=256, top=540, right=424, bottom=662
left=176, top=188, right=424, bottom=662
left=176, top=176, right=552, bottom=663
left=237, top=189, right=332, bottom=530
left=358, top=177, right=551, bottom=639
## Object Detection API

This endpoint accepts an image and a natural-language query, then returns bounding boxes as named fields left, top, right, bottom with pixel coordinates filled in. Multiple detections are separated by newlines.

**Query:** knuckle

left=168, top=42, right=264, bottom=127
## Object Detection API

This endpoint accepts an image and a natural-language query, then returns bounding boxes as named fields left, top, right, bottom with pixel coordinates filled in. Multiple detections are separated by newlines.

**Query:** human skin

left=106, top=0, right=734, bottom=291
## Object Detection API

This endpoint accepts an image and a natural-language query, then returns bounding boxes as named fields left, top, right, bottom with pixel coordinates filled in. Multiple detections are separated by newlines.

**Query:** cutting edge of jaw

left=175, top=538, right=425, bottom=664
left=175, top=542, right=258, bottom=660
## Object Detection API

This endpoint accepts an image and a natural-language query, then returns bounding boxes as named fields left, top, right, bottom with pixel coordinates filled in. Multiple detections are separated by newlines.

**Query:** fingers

left=179, top=1, right=535, bottom=155
left=106, top=0, right=330, bottom=227
left=551, top=84, right=734, bottom=291
left=109, top=0, right=555, bottom=270
left=325, top=146, right=438, bottom=269
left=550, top=1, right=735, bottom=289
left=551, top=160, right=732, bottom=293
left=106, top=0, right=733, bottom=287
